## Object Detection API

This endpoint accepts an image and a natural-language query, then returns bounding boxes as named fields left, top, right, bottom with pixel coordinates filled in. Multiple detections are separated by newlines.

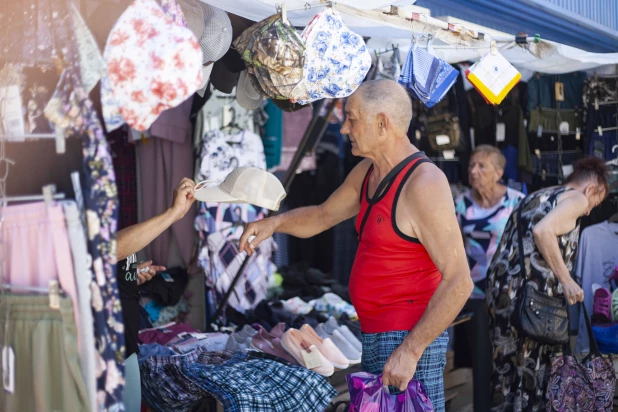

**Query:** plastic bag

left=346, top=372, right=434, bottom=412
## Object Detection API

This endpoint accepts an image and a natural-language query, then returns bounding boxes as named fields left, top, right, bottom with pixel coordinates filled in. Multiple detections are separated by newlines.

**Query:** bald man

left=239, top=80, right=472, bottom=411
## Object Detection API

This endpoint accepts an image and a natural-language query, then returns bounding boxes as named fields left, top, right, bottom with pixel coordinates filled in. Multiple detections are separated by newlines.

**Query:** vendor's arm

left=383, top=165, right=473, bottom=391
left=532, top=190, right=587, bottom=304
left=239, top=160, right=371, bottom=255
left=116, top=177, right=196, bottom=262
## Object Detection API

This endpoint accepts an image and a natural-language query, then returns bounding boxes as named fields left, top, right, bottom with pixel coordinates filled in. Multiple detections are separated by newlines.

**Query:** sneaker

left=281, top=328, right=334, bottom=377
left=323, top=316, right=362, bottom=353
left=592, top=288, right=612, bottom=325
left=315, top=324, right=361, bottom=365
left=309, top=293, right=357, bottom=319
left=300, top=324, right=350, bottom=369
left=612, top=289, right=618, bottom=322
left=251, top=329, right=299, bottom=365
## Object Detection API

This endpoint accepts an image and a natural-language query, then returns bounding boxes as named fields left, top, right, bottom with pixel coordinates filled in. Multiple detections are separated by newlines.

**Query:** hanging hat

left=236, top=70, right=263, bottom=110
left=233, top=14, right=305, bottom=100
left=196, top=3, right=233, bottom=93
left=104, top=0, right=203, bottom=131
left=294, top=8, right=371, bottom=104
left=194, top=166, right=286, bottom=211
left=177, top=0, right=204, bottom=39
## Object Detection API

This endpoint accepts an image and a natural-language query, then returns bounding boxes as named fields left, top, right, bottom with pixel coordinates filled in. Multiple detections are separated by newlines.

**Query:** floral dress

left=486, top=186, right=580, bottom=412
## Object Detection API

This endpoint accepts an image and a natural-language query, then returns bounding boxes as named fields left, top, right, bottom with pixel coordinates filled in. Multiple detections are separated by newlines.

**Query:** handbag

left=545, top=304, right=616, bottom=411
left=512, top=198, right=570, bottom=345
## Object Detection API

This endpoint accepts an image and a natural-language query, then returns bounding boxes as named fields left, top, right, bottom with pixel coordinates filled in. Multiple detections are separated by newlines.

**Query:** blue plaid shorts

left=361, top=330, right=449, bottom=412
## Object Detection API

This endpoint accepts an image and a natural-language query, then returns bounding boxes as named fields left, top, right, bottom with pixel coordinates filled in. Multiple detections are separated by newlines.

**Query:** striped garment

left=362, top=330, right=449, bottom=412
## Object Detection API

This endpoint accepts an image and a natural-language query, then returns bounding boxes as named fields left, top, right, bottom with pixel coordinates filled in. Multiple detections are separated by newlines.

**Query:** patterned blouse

left=455, top=187, right=524, bottom=297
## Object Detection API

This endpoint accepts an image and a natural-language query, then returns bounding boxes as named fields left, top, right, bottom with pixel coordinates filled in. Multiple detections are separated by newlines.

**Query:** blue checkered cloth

left=362, top=330, right=449, bottom=412
left=183, top=351, right=338, bottom=412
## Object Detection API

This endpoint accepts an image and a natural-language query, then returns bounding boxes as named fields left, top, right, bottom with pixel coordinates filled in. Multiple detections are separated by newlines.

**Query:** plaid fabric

left=183, top=351, right=337, bottom=412
left=108, top=127, right=138, bottom=230
left=140, top=349, right=233, bottom=412
left=362, top=330, right=449, bottom=412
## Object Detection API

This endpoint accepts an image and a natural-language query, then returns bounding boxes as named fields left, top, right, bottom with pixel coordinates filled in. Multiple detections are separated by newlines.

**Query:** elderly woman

left=487, top=157, right=609, bottom=411
left=454, top=145, right=524, bottom=411
left=456, top=145, right=525, bottom=295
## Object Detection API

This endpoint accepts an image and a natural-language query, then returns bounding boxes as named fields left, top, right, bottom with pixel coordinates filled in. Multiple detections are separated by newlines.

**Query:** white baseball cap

left=236, top=70, right=263, bottom=110
left=194, top=166, right=286, bottom=211
left=197, top=3, right=233, bottom=92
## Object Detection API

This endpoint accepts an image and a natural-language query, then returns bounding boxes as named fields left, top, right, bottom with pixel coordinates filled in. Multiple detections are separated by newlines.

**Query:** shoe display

left=300, top=324, right=349, bottom=370
left=281, top=328, right=334, bottom=377
left=309, top=293, right=357, bottom=319
left=315, top=323, right=361, bottom=365
left=270, top=322, right=287, bottom=339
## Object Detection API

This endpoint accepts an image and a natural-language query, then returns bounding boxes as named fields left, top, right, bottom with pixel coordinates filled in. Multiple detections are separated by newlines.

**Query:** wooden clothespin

left=42, top=184, right=56, bottom=207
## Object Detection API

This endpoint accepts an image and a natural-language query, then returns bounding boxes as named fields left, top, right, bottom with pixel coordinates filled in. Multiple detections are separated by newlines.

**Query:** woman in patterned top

left=486, top=157, right=609, bottom=411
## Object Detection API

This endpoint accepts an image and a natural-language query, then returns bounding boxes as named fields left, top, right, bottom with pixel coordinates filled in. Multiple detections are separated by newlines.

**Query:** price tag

left=575, top=127, right=581, bottom=141
left=300, top=345, right=323, bottom=369
left=562, top=164, right=573, bottom=178
left=2, top=346, right=14, bottom=394
left=0, top=86, right=25, bottom=140
left=435, top=134, right=450, bottom=146
left=559, top=121, right=569, bottom=135
left=537, top=124, right=543, bottom=137
left=554, top=82, right=564, bottom=102
left=496, top=123, right=506, bottom=142
left=443, top=150, right=455, bottom=160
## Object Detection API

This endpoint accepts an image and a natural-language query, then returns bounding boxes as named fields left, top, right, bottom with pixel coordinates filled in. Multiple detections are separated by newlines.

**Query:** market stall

left=1, top=0, right=617, bottom=411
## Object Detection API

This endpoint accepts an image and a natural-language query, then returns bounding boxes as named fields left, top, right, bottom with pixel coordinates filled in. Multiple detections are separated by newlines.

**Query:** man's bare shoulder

left=405, top=161, right=449, bottom=195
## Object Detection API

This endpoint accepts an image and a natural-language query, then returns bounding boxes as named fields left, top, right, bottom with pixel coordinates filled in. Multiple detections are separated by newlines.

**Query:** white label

left=575, top=127, right=581, bottom=141
left=442, top=150, right=456, bottom=160
left=0, top=86, right=25, bottom=140
left=537, top=125, right=543, bottom=137
left=496, top=123, right=506, bottom=142
left=562, top=164, right=573, bottom=178
left=559, top=121, right=569, bottom=135
left=2, top=346, right=14, bottom=394
left=300, top=345, right=323, bottom=369
left=435, top=134, right=451, bottom=146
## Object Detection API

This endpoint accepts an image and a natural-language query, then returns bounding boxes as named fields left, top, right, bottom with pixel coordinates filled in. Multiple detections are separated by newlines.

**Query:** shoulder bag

left=512, top=197, right=570, bottom=345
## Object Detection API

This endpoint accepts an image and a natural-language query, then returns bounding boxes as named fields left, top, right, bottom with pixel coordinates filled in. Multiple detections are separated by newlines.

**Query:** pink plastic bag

left=346, top=372, right=434, bottom=412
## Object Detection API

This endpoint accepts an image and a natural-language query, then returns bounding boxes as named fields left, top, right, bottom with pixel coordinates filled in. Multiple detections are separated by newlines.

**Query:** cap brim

left=194, top=184, right=247, bottom=204
left=237, top=71, right=263, bottom=110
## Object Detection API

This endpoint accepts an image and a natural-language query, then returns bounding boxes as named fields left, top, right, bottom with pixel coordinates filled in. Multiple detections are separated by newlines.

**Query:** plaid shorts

left=362, top=330, right=449, bottom=412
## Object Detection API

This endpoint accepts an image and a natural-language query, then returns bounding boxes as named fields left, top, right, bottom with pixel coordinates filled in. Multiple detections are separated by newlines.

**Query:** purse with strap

left=545, top=304, right=616, bottom=411
left=512, top=197, right=570, bottom=345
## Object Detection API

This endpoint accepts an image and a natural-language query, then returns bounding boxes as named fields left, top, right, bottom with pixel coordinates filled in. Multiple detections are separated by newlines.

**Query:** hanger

left=221, top=107, right=243, bottom=137
left=0, top=280, right=63, bottom=309
left=4, top=184, right=65, bottom=207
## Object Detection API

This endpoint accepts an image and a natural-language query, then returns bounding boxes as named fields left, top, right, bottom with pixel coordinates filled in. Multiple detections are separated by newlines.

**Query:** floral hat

left=103, top=0, right=202, bottom=131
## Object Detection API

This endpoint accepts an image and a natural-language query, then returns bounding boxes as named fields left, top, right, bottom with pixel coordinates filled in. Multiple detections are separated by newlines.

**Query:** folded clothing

left=138, top=323, right=199, bottom=345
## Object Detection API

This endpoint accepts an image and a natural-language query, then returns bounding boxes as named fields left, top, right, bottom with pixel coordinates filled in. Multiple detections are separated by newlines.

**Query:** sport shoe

left=281, top=328, right=334, bottom=377
left=300, top=324, right=350, bottom=370
left=324, top=316, right=362, bottom=353
left=251, top=329, right=299, bottom=365
left=612, top=289, right=618, bottom=322
left=315, top=324, right=361, bottom=365
left=592, top=288, right=612, bottom=325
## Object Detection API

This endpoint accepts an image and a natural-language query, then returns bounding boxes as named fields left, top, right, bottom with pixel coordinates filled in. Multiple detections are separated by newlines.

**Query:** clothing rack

left=208, top=99, right=339, bottom=331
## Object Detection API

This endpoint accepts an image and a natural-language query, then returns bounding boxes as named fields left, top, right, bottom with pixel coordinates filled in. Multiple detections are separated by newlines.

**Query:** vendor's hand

left=136, top=261, right=166, bottom=285
left=239, top=218, right=276, bottom=256
left=562, top=278, right=584, bottom=305
left=382, top=344, right=420, bottom=392
left=170, top=178, right=196, bottom=222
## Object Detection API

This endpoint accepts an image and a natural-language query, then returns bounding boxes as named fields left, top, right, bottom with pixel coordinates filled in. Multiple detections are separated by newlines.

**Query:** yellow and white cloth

left=466, top=50, right=521, bottom=105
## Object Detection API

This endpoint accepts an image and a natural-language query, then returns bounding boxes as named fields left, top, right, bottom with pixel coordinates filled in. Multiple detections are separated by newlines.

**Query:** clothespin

left=598, top=125, right=603, bottom=136
left=42, top=184, right=56, bottom=207
left=55, top=126, right=66, bottom=154
left=594, top=98, right=599, bottom=111
left=280, top=1, right=289, bottom=25
left=490, top=41, right=497, bottom=56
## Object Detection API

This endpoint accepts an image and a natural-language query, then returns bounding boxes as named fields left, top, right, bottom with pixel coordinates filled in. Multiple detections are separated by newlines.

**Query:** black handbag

left=512, top=198, right=570, bottom=345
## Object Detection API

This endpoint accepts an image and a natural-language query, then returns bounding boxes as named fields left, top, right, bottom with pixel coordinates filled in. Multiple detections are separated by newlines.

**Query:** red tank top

left=349, top=152, right=442, bottom=333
